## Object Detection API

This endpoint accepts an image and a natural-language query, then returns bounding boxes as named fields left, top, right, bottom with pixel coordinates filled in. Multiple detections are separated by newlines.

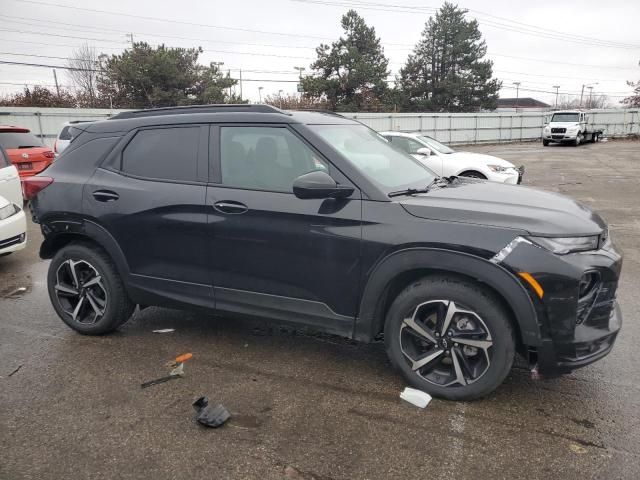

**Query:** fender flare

left=354, top=247, right=541, bottom=346
left=40, top=217, right=131, bottom=281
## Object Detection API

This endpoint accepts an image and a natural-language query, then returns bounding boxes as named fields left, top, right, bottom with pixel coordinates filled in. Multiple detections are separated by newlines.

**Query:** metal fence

left=1, top=106, right=638, bottom=147
left=343, top=109, right=640, bottom=144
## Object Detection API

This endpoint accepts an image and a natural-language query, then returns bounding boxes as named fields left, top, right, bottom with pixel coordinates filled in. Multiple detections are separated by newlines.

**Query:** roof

left=86, top=105, right=358, bottom=134
left=0, top=125, right=30, bottom=132
left=496, top=97, right=551, bottom=108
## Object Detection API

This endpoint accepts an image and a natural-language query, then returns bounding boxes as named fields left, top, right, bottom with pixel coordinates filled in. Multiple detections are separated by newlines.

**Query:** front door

left=206, top=125, right=362, bottom=336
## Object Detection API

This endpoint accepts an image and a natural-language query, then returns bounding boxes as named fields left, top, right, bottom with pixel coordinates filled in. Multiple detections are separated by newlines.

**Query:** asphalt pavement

left=1, top=139, right=639, bottom=480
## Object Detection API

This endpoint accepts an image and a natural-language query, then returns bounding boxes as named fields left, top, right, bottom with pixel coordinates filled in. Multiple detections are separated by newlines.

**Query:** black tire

left=573, top=134, right=581, bottom=146
left=592, top=133, right=599, bottom=143
left=542, top=139, right=550, bottom=147
left=47, top=242, right=135, bottom=335
left=459, top=171, right=487, bottom=180
left=384, top=275, right=515, bottom=400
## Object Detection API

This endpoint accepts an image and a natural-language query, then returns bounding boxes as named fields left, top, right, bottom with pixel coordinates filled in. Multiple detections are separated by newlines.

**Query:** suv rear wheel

left=384, top=276, right=515, bottom=400
left=47, top=243, right=135, bottom=335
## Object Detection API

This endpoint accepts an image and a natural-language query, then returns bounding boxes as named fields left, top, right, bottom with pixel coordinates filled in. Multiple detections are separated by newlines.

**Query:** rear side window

left=58, top=126, right=73, bottom=140
left=122, top=127, right=200, bottom=182
left=0, top=147, right=8, bottom=167
left=0, top=131, right=43, bottom=149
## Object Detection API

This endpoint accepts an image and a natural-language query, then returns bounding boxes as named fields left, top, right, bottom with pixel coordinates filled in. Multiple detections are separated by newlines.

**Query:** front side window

left=310, top=124, right=436, bottom=191
left=122, top=127, right=200, bottom=182
left=220, top=126, right=327, bottom=192
left=417, top=135, right=455, bottom=154
left=391, top=136, right=425, bottom=155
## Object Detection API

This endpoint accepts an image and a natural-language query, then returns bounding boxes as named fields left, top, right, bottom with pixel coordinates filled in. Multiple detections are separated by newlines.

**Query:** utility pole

left=127, top=33, right=134, bottom=45
left=258, top=86, right=264, bottom=103
left=294, top=66, right=305, bottom=95
left=587, top=86, right=594, bottom=109
left=52, top=69, right=60, bottom=97
left=513, top=82, right=521, bottom=112
left=278, top=89, right=284, bottom=109
left=552, top=85, right=560, bottom=109
left=239, top=69, right=243, bottom=101
left=580, top=82, right=598, bottom=108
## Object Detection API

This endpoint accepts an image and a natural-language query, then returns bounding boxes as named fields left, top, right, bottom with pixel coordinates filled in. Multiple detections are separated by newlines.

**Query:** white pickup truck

left=542, top=110, right=603, bottom=146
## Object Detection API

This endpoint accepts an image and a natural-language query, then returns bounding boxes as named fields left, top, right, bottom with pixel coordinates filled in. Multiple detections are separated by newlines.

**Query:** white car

left=0, top=147, right=27, bottom=256
left=379, top=131, right=523, bottom=184
left=54, top=121, right=92, bottom=155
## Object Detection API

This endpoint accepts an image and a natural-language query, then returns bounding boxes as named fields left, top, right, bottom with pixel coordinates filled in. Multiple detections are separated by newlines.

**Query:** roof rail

left=109, top=104, right=287, bottom=120
left=295, top=109, right=344, bottom=117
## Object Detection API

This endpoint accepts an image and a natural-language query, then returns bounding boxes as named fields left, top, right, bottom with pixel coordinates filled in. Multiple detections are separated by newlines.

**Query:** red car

left=0, top=126, right=55, bottom=178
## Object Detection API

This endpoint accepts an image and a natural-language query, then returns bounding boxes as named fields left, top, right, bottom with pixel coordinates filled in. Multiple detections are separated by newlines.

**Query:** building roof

left=496, top=97, right=550, bottom=108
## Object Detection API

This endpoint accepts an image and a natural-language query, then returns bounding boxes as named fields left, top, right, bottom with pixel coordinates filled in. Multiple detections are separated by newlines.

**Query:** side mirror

left=293, top=170, right=354, bottom=199
left=416, top=147, right=431, bottom=157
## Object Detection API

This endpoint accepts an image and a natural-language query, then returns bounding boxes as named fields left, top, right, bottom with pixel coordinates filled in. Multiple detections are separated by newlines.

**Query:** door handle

left=213, top=200, right=248, bottom=214
left=92, top=190, right=119, bottom=202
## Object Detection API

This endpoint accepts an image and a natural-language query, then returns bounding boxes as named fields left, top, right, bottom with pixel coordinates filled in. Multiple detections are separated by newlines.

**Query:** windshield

left=0, top=131, right=43, bottom=149
left=417, top=135, right=455, bottom=154
left=551, top=113, right=580, bottom=122
left=310, top=124, right=436, bottom=191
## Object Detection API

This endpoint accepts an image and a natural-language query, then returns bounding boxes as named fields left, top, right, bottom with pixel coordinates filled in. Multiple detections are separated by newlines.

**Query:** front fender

left=354, top=247, right=541, bottom=346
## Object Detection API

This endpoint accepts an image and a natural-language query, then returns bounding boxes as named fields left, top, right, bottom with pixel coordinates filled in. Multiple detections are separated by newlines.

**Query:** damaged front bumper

left=494, top=236, right=623, bottom=374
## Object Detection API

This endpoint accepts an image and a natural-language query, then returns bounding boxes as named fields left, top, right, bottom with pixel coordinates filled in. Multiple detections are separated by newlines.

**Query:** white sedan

left=379, top=131, right=523, bottom=184
left=0, top=147, right=27, bottom=256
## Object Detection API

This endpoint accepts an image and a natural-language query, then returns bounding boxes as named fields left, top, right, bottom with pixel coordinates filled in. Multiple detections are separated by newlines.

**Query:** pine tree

left=301, top=10, right=389, bottom=111
left=399, top=2, right=500, bottom=112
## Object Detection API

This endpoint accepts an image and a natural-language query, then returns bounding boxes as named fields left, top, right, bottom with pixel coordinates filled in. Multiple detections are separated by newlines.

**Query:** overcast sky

left=0, top=0, right=639, bottom=106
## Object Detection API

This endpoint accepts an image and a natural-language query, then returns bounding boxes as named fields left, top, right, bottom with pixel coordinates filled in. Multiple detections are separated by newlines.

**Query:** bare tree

left=556, top=94, right=614, bottom=110
left=67, top=43, right=100, bottom=107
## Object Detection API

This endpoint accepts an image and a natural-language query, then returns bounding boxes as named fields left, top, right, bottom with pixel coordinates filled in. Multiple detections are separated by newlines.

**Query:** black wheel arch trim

left=354, top=247, right=541, bottom=346
left=40, top=217, right=132, bottom=283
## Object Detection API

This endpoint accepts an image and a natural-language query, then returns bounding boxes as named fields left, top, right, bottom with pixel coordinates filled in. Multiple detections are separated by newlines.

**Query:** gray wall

left=1, top=106, right=638, bottom=147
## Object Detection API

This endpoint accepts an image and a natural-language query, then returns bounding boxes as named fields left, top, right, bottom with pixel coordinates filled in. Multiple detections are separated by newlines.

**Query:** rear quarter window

left=58, top=126, right=73, bottom=140
left=0, top=147, right=8, bottom=167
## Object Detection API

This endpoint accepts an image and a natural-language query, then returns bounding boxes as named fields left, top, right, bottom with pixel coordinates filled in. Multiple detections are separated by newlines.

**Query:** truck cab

left=542, top=110, right=602, bottom=146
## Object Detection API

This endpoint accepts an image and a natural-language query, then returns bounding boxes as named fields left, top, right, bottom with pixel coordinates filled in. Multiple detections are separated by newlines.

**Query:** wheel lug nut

left=454, top=343, right=459, bottom=347
left=435, top=332, right=440, bottom=337
left=448, top=331, right=453, bottom=337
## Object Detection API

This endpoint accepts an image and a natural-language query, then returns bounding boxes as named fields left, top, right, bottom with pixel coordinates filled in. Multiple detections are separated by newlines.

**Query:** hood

left=399, top=179, right=606, bottom=236
left=448, top=152, right=515, bottom=168
left=547, top=122, right=580, bottom=128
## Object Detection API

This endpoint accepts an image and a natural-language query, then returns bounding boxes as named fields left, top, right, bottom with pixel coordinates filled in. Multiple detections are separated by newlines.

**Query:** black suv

left=27, top=105, right=622, bottom=400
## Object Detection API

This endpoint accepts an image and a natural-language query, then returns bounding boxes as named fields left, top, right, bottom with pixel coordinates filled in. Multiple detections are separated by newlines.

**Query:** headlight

left=528, top=235, right=599, bottom=254
left=487, top=164, right=511, bottom=173
left=0, top=203, right=18, bottom=221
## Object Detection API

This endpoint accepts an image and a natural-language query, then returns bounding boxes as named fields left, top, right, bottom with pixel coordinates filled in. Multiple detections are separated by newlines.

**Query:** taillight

left=22, top=176, right=53, bottom=200
left=43, top=151, right=55, bottom=159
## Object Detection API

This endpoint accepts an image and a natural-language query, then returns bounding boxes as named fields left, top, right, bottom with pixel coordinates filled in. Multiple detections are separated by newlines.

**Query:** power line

left=289, top=0, right=640, bottom=49
left=13, top=0, right=333, bottom=41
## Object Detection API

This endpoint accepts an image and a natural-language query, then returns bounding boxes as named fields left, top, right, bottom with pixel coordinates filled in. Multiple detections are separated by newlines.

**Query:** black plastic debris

left=192, top=396, right=231, bottom=428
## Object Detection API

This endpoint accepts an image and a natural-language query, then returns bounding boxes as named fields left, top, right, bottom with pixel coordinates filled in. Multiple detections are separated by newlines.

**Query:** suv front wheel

left=47, top=243, right=135, bottom=335
left=384, top=276, right=515, bottom=400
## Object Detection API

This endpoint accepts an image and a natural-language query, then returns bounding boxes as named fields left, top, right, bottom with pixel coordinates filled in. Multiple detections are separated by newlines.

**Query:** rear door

left=83, top=124, right=212, bottom=308
left=0, top=146, right=22, bottom=205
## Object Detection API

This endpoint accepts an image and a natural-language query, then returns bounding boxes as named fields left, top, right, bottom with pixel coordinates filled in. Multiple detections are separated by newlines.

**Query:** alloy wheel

left=399, top=300, right=493, bottom=387
left=54, top=259, right=108, bottom=324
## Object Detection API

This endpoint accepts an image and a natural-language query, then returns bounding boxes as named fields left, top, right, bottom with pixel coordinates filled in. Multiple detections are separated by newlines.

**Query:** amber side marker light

left=518, top=272, right=544, bottom=299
